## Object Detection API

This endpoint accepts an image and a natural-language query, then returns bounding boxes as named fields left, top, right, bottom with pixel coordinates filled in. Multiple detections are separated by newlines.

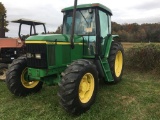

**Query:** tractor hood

left=26, top=34, right=83, bottom=43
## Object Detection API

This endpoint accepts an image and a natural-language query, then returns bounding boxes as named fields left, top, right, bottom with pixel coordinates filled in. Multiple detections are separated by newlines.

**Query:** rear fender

left=103, top=34, right=119, bottom=58
left=103, top=34, right=113, bottom=58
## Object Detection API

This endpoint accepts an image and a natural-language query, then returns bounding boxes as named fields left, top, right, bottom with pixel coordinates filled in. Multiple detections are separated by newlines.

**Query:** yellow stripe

left=25, top=41, right=83, bottom=45
left=25, top=41, right=47, bottom=44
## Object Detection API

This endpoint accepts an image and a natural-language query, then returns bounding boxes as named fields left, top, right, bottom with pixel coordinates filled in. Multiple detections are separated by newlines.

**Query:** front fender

left=103, top=34, right=113, bottom=58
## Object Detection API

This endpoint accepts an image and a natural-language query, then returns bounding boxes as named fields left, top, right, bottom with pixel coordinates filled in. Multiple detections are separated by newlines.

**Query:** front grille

left=26, top=44, right=47, bottom=68
left=0, top=48, right=17, bottom=58
left=0, top=48, right=19, bottom=63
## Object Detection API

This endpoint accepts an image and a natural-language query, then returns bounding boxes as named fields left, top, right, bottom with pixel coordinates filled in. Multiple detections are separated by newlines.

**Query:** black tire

left=0, top=63, right=8, bottom=81
left=6, top=56, right=43, bottom=96
left=108, top=41, right=124, bottom=83
left=58, top=59, right=98, bottom=115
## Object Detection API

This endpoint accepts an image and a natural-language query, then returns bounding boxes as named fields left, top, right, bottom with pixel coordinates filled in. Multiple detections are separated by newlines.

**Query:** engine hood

left=26, top=34, right=83, bottom=43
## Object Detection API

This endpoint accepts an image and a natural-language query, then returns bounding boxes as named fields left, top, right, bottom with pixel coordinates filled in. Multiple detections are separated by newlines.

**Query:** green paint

left=26, top=34, right=83, bottom=43
left=99, top=57, right=114, bottom=82
left=42, top=74, right=61, bottom=86
left=104, top=35, right=113, bottom=58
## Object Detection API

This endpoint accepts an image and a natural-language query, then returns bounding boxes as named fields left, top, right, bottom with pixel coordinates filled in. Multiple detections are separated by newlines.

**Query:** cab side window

left=99, top=10, right=110, bottom=38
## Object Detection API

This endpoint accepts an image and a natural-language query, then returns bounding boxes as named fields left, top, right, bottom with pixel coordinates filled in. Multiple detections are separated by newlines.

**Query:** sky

left=1, top=0, right=160, bottom=37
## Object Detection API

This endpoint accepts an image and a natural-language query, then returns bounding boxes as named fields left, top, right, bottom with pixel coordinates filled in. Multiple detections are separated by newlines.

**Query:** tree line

left=0, top=2, right=8, bottom=32
left=112, top=22, right=160, bottom=42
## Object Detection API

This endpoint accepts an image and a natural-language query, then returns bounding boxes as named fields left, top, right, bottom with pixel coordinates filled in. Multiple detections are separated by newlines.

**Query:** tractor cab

left=12, top=19, right=47, bottom=40
left=62, top=3, right=112, bottom=57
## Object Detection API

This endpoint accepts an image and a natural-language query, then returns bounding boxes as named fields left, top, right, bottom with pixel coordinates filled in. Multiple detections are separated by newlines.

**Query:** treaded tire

left=58, top=59, right=98, bottom=115
left=0, top=63, right=8, bottom=81
left=6, top=56, right=43, bottom=96
left=108, top=41, right=124, bottom=83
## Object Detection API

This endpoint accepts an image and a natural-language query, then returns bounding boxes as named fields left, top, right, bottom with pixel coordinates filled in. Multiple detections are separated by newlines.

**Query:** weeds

left=125, top=43, right=160, bottom=72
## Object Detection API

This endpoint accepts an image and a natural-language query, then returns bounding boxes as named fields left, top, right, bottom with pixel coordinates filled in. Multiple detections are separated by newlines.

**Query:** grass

left=0, top=69, right=160, bottom=120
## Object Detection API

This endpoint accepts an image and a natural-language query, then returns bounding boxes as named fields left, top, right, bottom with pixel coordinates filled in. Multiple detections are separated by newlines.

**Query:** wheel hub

left=81, top=77, right=90, bottom=91
left=115, top=51, right=123, bottom=77
left=79, top=73, right=94, bottom=103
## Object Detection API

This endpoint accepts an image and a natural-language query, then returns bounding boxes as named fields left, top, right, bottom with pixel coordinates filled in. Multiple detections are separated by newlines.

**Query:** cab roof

left=62, top=3, right=112, bottom=15
left=11, top=18, right=45, bottom=25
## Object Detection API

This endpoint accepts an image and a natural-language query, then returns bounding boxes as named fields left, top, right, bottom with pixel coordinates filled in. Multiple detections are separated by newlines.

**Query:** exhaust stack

left=70, top=0, right=78, bottom=49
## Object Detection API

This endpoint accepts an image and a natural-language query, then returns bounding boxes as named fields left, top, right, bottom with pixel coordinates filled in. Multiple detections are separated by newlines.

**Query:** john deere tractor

left=6, top=1, right=124, bottom=115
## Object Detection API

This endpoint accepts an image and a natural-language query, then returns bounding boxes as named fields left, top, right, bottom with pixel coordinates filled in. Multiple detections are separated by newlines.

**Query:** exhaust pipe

left=70, top=0, right=78, bottom=49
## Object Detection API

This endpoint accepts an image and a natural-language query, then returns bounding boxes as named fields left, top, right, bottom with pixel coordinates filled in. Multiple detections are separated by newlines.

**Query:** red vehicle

left=0, top=19, right=46, bottom=80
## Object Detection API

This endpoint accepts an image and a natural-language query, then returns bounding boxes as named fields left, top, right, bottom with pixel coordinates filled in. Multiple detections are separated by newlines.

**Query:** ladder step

left=98, top=56, right=114, bottom=82
left=105, top=70, right=110, bottom=72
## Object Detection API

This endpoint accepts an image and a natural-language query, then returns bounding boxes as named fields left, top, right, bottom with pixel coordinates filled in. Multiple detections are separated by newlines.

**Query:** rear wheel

left=6, top=56, right=43, bottom=96
left=0, top=63, right=8, bottom=81
left=108, top=41, right=124, bottom=83
left=58, top=59, right=98, bottom=115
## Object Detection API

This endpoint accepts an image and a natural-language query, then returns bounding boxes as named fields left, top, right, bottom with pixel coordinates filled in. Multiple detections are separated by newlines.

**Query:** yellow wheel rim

left=21, top=68, right=39, bottom=89
left=115, top=51, right=123, bottom=77
left=79, top=73, right=94, bottom=103
left=0, top=68, right=7, bottom=80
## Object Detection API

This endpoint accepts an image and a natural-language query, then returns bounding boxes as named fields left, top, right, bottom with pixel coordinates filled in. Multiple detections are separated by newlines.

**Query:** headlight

left=27, top=53, right=32, bottom=58
left=14, top=50, right=17, bottom=54
left=35, top=54, right=41, bottom=59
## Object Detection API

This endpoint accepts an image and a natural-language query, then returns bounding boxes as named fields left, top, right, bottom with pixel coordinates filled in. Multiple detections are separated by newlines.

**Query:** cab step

left=99, top=57, right=114, bottom=82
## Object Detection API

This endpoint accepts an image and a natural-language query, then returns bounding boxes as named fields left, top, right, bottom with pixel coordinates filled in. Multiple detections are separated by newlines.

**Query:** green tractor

left=6, top=1, right=124, bottom=115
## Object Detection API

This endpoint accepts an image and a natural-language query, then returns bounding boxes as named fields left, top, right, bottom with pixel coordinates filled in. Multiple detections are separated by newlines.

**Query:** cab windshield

left=63, top=9, right=96, bottom=36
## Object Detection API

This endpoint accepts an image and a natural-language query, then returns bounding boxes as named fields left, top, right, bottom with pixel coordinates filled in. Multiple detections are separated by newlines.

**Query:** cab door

left=98, top=10, right=111, bottom=56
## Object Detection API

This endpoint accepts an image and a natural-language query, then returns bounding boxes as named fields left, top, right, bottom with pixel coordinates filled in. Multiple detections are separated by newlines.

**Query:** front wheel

left=6, top=56, right=43, bottom=96
left=58, top=59, right=98, bottom=115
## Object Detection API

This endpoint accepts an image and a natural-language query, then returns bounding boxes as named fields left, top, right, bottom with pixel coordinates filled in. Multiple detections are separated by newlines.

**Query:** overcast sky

left=1, top=0, right=160, bottom=37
